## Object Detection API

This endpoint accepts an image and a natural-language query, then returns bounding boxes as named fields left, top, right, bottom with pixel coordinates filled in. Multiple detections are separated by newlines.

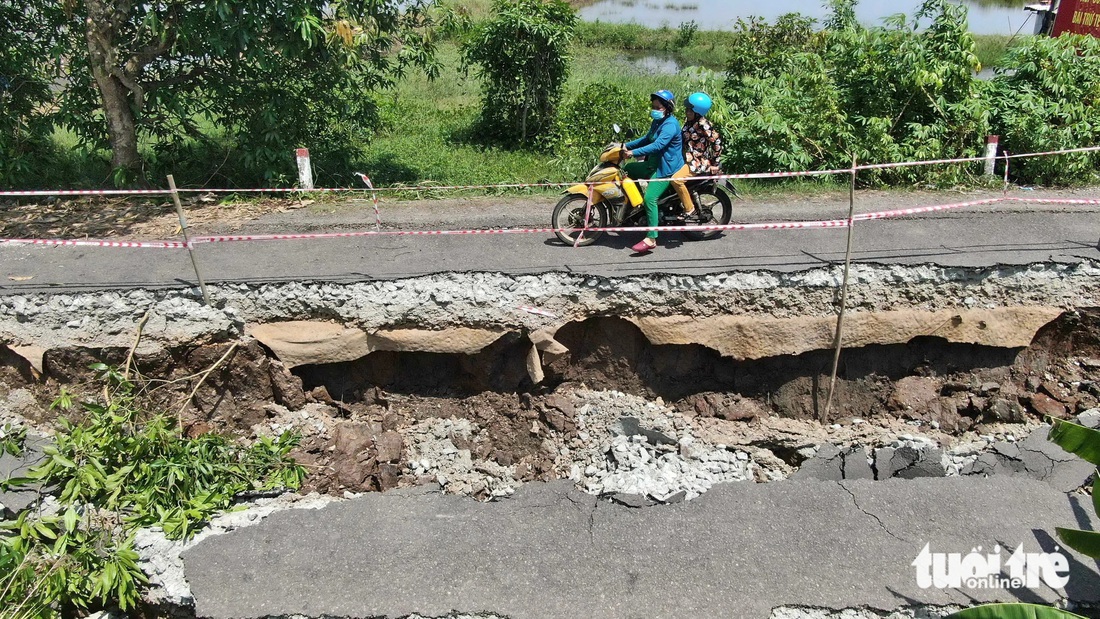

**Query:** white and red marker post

left=295, top=148, right=314, bottom=190
left=984, top=135, right=999, bottom=177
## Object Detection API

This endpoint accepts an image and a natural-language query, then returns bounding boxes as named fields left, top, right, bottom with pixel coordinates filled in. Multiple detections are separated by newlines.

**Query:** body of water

left=580, top=0, right=1044, bottom=35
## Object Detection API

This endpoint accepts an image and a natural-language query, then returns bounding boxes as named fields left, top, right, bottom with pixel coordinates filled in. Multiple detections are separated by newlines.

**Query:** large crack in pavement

left=838, top=481, right=908, bottom=544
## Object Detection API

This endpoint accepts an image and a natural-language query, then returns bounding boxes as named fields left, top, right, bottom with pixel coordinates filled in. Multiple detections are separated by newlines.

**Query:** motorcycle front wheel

left=683, top=185, right=733, bottom=241
left=552, top=194, right=608, bottom=247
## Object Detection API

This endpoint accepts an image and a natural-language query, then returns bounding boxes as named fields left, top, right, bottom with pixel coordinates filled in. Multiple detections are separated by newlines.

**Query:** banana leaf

left=1048, top=419, right=1100, bottom=467
left=1056, top=526, right=1100, bottom=560
left=948, top=603, right=1089, bottom=619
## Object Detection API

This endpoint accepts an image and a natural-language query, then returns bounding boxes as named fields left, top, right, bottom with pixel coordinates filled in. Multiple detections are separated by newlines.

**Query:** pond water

left=580, top=0, right=1044, bottom=35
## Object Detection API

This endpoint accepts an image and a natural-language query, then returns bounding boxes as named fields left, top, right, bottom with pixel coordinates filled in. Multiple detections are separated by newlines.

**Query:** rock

left=941, top=381, right=971, bottom=395
left=684, top=393, right=724, bottom=418
left=717, top=398, right=764, bottom=422
left=542, top=407, right=568, bottom=433
left=1027, top=393, right=1069, bottom=419
left=984, top=398, right=1026, bottom=423
left=1077, top=408, right=1100, bottom=428
left=979, top=382, right=1001, bottom=395
left=614, top=417, right=676, bottom=446
left=965, top=395, right=987, bottom=418
left=544, top=394, right=575, bottom=418
left=1080, top=358, right=1100, bottom=370
left=268, top=360, right=307, bottom=410
left=309, top=385, right=334, bottom=404
left=1025, top=375, right=1042, bottom=392
left=375, top=431, right=404, bottom=463
left=1041, top=381, right=1074, bottom=403
left=888, top=377, right=940, bottom=411
left=332, top=422, right=374, bottom=457
left=377, top=464, right=403, bottom=491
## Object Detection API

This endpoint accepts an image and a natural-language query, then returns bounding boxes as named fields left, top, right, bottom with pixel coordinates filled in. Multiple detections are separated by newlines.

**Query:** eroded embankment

left=4, top=261, right=1100, bottom=617
left=1, top=261, right=1099, bottom=499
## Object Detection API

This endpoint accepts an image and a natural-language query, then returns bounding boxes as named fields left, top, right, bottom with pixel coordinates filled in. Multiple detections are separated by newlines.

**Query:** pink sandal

left=631, top=239, right=657, bottom=253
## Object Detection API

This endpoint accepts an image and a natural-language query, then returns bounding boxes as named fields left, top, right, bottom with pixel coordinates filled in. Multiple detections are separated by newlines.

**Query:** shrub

left=988, top=34, right=1100, bottom=185
left=462, top=0, right=577, bottom=145
left=0, top=364, right=306, bottom=616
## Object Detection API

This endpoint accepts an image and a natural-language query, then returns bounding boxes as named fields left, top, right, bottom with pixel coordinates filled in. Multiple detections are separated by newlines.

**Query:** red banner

left=1052, top=0, right=1100, bottom=37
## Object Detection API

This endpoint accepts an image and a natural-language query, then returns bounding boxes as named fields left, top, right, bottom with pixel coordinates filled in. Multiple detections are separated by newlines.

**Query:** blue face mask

left=650, top=109, right=665, bottom=121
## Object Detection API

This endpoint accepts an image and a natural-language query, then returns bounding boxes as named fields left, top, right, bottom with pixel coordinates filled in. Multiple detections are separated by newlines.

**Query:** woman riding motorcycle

left=622, top=89, right=693, bottom=254
left=682, top=91, right=724, bottom=178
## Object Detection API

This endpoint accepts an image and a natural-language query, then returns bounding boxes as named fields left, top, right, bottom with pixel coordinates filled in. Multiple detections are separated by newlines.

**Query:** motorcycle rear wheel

left=552, top=194, right=608, bottom=247
left=683, top=185, right=733, bottom=241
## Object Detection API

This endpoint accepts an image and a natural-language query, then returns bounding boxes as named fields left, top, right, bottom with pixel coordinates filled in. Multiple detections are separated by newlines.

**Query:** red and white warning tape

left=2, top=196, right=1099, bottom=249
left=355, top=172, right=382, bottom=230
left=0, top=238, right=188, bottom=249
left=851, top=198, right=1004, bottom=221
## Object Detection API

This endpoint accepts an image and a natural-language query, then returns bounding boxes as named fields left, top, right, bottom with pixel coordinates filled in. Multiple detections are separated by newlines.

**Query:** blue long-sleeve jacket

left=626, top=115, right=683, bottom=178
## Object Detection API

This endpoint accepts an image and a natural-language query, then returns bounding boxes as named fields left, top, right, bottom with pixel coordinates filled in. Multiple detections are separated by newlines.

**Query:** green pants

left=623, top=160, right=667, bottom=240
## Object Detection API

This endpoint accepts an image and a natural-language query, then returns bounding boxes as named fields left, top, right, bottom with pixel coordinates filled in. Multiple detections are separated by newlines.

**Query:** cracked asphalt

left=182, top=476, right=1100, bottom=619
left=2, top=190, right=1099, bottom=293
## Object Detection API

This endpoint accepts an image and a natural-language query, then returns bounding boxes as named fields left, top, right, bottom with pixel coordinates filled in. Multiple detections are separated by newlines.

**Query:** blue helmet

left=686, top=92, right=713, bottom=116
left=651, top=89, right=675, bottom=113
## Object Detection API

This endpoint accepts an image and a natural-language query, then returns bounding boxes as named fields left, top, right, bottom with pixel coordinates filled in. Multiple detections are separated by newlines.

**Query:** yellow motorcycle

left=551, top=132, right=735, bottom=247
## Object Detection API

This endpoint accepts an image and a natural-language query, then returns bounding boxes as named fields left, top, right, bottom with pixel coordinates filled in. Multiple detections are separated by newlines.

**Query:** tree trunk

left=84, top=0, right=140, bottom=172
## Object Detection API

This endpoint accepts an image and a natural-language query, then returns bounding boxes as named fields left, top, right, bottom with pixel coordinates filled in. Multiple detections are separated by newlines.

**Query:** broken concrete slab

left=1077, top=408, right=1100, bottom=428
left=791, top=444, right=844, bottom=481
left=0, top=435, right=48, bottom=517
left=182, top=477, right=1100, bottom=619
left=958, top=425, right=1093, bottom=493
left=793, top=446, right=874, bottom=481
left=842, top=447, right=875, bottom=480
left=874, top=445, right=946, bottom=480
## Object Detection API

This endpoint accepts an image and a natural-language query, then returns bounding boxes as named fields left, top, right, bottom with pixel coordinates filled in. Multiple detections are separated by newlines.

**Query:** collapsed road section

left=3, top=259, right=1100, bottom=618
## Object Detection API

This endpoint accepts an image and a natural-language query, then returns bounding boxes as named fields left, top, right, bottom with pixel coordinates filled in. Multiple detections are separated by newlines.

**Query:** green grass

left=974, top=33, right=1029, bottom=70
left=576, top=21, right=736, bottom=70
left=360, top=42, right=693, bottom=191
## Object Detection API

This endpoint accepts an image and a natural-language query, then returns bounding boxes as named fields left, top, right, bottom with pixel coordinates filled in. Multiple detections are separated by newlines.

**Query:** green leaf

left=1048, top=419, right=1100, bottom=466
left=63, top=507, right=79, bottom=533
left=947, top=603, right=1089, bottom=619
left=1056, top=526, right=1100, bottom=560
left=33, top=521, right=57, bottom=540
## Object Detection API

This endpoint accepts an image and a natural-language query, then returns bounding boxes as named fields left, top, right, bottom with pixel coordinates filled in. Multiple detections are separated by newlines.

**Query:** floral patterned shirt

left=683, top=116, right=723, bottom=175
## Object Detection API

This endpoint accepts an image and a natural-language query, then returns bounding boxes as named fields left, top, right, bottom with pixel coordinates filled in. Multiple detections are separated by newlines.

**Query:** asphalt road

left=1, top=194, right=1099, bottom=294
left=182, top=477, right=1100, bottom=619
